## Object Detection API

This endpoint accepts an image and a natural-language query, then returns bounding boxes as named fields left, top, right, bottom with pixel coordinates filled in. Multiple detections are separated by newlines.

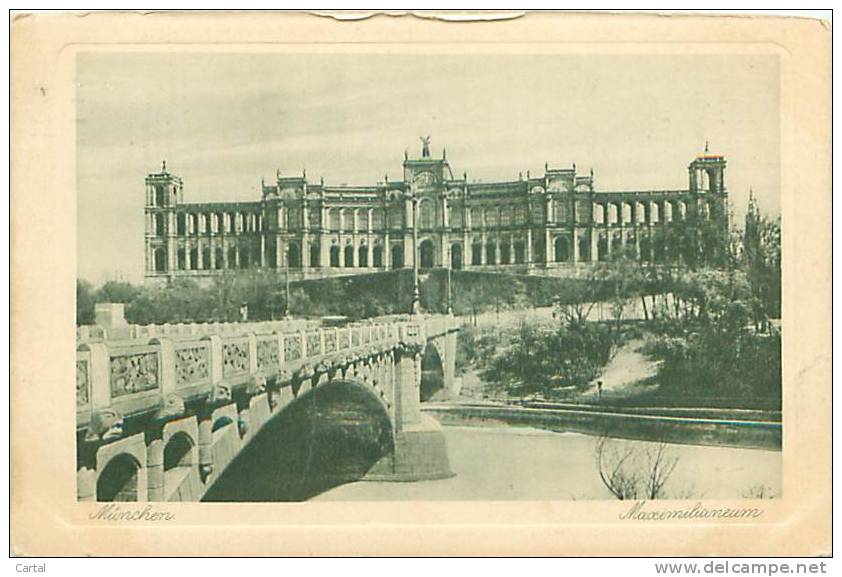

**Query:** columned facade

left=145, top=143, right=728, bottom=283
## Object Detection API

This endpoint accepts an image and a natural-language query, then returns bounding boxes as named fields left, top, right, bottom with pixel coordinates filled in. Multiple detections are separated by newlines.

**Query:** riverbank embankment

left=422, top=402, right=781, bottom=451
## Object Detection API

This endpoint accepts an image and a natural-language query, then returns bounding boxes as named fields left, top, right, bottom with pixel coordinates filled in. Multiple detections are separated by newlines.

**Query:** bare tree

left=595, top=436, right=680, bottom=500
left=595, top=436, right=641, bottom=500
left=643, top=443, right=679, bottom=500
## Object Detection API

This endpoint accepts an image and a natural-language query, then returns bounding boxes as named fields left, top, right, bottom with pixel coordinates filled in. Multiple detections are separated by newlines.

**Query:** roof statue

left=420, top=136, right=431, bottom=158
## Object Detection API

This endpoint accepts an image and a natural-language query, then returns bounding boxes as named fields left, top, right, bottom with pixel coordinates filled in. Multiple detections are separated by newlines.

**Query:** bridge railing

left=76, top=317, right=432, bottom=430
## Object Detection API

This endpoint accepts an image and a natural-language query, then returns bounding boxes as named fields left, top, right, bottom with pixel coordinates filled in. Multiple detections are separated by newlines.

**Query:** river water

left=314, top=424, right=781, bottom=501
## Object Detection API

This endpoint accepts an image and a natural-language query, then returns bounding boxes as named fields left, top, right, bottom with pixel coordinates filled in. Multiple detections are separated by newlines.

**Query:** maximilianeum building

left=144, top=139, right=728, bottom=284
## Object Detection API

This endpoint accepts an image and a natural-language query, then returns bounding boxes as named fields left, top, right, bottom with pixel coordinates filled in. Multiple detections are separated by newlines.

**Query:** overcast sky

left=77, top=52, right=780, bottom=284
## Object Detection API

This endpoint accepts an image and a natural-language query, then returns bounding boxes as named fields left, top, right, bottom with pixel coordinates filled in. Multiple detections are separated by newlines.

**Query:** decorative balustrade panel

left=323, top=331, right=337, bottom=354
left=256, top=337, right=280, bottom=373
left=338, top=329, right=350, bottom=349
left=306, top=331, right=322, bottom=357
left=351, top=328, right=361, bottom=347
left=110, top=349, right=160, bottom=398
left=284, top=335, right=302, bottom=362
left=222, top=340, right=250, bottom=377
left=362, top=326, right=371, bottom=344
left=174, top=343, right=211, bottom=387
left=76, top=359, right=89, bottom=407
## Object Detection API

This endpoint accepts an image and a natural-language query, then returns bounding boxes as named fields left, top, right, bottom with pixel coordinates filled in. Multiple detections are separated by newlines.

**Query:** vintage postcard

left=10, top=11, right=831, bottom=556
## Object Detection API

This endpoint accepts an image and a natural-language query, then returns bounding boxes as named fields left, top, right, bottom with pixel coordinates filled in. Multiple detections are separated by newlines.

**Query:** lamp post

left=410, top=193, right=421, bottom=315
left=284, top=243, right=291, bottom=319
left=446, top=242, right=453, bottom=315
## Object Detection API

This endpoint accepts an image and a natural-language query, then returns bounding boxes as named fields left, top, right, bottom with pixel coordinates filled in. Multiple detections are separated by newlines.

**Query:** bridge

left=76, top=305, right=459, bottom=502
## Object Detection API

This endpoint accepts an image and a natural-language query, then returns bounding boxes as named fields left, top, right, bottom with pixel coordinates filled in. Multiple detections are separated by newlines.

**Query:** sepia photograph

left=11, top=10, right=830, bottom=557
left=74, top=49, right=783, bottom=504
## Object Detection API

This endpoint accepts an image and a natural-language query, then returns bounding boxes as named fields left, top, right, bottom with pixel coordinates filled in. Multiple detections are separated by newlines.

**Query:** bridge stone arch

left=97, top=453, right=142, bottom=502
left=420, top=340, right=446, bottom=402
left=93, top=432, right=147, bottom=502
left=202, top=377, right=395, bottom=502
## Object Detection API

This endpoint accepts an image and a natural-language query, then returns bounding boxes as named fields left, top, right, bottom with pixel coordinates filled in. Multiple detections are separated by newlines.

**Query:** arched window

left=344, top=244, right=354, bottom=267
left=215, top=248, right=224, bottom=269
left=330, top=245, right=340, bottom=267
left=554, top=236, right=570, bottom=262
left=154, top=214, right=165, bottom=236
left=636, top=202, right=646, bottom=224
left=227, top=246, right=237, bottom=268
left=593, top=203, right=605, bottom=224
left=239, top=246, right=250, bottom=269
left=177, top=214, right=186, bottom=236
left=533, top=237, right=545, bottom=263
left=676, top=201, right=687, bottom=220
left=201, top=247, right=210, bottom=270
left=450, top=207, right=464, bottom=228
left=155, top=185, right=165, bottom=207
left=372, top=209, right=385, bottom=230
left=554, top=201, right=567, bottom=223
left=154, top=248, right=167, bottom=272
left=663, top=202, right=673, bottom=223
left=391, top=245, right=404, bottom=268
left=373, top=245, right=383, bottom=268
left=310, top=243, right=320, bottom=267
left=419, top=200, right=435, bottom=229
left=450, top=243, right=463, bottom=270
left=177, top=248, right=186, bottom=270
left=419, top=239, right=435, bottom=269
left=578, top=235, right=590, bottom=262
left=531, top=201, right=545, bottom=223
left=485, top=207, right=498, bottom=227
left=622, top=203, right=633, bottom=224
left=308, top=207, right=320, bottom=229
left=288, top=243, right=301, bottom=268
left=650, top=202, right=660, bottom=224
left=598, top=233, right=609, bottom=262
left=340, top=209, right=352, bottom=232
left=486, top=240, right=497, bottom=264
left=287, top=208, right=301, bottom=231
left=357, top=209, right=369, bottom=231
left=607, top=203, right=618, bottom=225
left=389, top=205, right=404, bottom=229
left=358, top=244, right=369, bottom=267
left=514, top=241, right=525, bottom=264
left=471, top=240, right=482, bottom=265
left=500, top=206, right=512, bottom=226
left=500, top=239, right=511, bottom=264
left=470, top=207, right=483, bottom=228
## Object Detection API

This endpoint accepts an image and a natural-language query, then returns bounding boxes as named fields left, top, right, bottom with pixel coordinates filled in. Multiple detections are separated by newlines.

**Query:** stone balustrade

left=76, top=313, right=459, bottom=501
left=76, top=318, right=436, bottom=426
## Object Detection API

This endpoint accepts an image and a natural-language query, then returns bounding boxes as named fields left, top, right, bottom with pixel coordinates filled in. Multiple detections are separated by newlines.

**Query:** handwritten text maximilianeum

left=620, top=501, right=764, bottom=521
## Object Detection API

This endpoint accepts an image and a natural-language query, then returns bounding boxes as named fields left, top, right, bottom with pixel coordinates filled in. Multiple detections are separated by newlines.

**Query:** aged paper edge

left=10, top=11, right=831, bottom=557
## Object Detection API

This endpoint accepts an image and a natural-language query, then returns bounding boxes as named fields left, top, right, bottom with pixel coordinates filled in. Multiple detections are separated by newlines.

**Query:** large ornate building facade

left=144, top=140, right=728, bottom=283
